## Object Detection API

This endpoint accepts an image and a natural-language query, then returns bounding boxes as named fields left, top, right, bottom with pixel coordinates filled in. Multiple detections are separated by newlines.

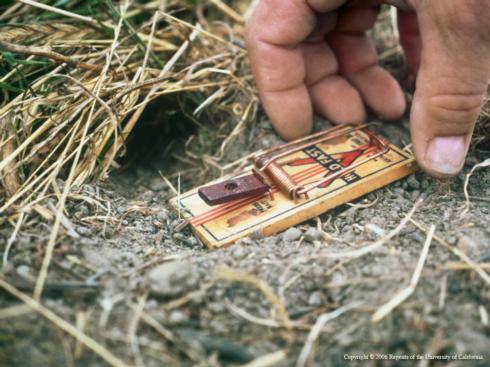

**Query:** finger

left=409, top=0, right=490, bottom=177
left=246, top=1, right=347, bottom=140
left=303, top=41, right=338, bottom=86
left=334, top=6, right=379, bottom=32
left=247, top=40, right=311, bottom=141
left=246, top=1, right=314, bottom=140
left=309, top=75, right=366, bottom=124
left=328, top=30, right=406, bottom=119
left=302, top=17, right=366, bottom=125
left=398, top=10, right=421, bottom=77
left=306, top=12, right=338, bottom=42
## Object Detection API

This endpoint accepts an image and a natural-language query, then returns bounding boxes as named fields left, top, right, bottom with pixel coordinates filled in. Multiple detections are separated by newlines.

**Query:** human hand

left=245, top=0, right=490, bottom=177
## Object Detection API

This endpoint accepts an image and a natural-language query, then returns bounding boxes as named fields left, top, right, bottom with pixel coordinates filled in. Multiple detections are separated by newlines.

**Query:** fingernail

left=425, top=136, right=466, bottom=175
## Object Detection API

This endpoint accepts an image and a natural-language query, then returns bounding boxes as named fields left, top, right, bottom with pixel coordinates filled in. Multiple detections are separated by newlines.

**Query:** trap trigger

left=198, top=174, right=270, bottom=206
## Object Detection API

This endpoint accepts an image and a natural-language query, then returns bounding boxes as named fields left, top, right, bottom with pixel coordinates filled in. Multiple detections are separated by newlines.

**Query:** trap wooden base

left=170, top=128, right=416, bottom=249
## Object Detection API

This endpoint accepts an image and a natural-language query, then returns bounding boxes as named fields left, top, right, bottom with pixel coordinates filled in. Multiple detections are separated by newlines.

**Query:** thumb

left=409, top=0, right=490, bottom=178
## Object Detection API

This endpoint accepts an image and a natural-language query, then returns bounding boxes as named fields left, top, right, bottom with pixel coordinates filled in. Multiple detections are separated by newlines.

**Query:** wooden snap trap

left=170, top=124, right=416, bottom=249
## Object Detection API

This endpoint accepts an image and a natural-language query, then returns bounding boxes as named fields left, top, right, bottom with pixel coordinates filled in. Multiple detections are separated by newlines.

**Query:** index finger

left=245, top=1, right=347, bottom=140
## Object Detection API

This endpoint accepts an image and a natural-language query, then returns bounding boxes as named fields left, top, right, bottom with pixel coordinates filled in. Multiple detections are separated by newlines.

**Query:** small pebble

left=81, top=184, right=95, bottom=195
left=141, top=190, right=154, bottom=202
left=282, top=227, right=302, bottom=242
left=304, top=227, right=321, bottom=242
left=168, top=310, right=188, bottom=324
left=407, top=174, right=420, bottom=190
left=411, top=190, right=420, bottom=201
left=148, top=177, right=167, bottom=191
left=249, top=230, right=262, bottom=241
left=393, top=187, right=405, bottom=196
left=263, top=236, right=278, bottom=246
left=147, top=260, right=198, bottom=297
left=209, top=302, right=225, bottom=313
left=76, top=226, right=93, bottom=236
left=16, top=265, right=31, bottom=278
left=465, top=156, right=479, bottom=167
left=308, top=291, right=324, bottom=306
left=232, top=245, right=246, bottom=259
left=156, top=210, right=168, bottom=222
left=480, top=251, right=490, bottom=262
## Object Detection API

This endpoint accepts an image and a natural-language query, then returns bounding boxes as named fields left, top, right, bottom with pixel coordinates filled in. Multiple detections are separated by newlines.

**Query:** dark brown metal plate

left=198, top=174, right=269, bottom=206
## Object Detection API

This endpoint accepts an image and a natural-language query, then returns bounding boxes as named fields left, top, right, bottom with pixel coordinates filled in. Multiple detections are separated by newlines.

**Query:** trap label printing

left=170, top=129, right=416, bottom=249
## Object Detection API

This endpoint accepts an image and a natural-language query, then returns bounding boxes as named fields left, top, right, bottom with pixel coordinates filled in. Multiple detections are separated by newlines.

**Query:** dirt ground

left=0, top=112, right=489, bottom=366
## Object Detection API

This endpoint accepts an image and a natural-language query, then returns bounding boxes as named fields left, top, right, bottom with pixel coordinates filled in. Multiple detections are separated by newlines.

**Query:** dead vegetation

left=0, top=0, right=256, bottom=211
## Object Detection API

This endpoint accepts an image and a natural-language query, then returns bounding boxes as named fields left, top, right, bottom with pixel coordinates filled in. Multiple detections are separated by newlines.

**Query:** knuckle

left=427, top=0, right=490, bottom=36
left=427, top=92, right=483, bottom=131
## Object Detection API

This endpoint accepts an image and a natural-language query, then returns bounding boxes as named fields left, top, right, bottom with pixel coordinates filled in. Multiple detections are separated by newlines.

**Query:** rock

left=232, top=245, right=246, bottom=260
left=16, top=265, right=31, bottom=279
left=171, top=219, right=184, bottom=228
left=75, top=205, right=89, bottom=218
left=172, top=233, right=187, bottom=241
left=209, top=302, right=225, bottom=313
left=167, top=310, right=188, bottom=324
left=465, top=156, right=479, bottom=167
left=148, top=177, right=167, bottom=191
left=480, top=251, right=490, bottom=262
left=411, top=190, right=420, bottom=201
left=237, top=237, right=255, bottom=247
left=308, top=291, right=324, bottom=306
left=393, top=187, right=405, bottom=197
left=76, top=226, right=93, bottom=236
left=177, top=329, right=253, bottom=363
left=263, top=236, right=278, bottom=246
left=453, top=330, right=490, bottom=355
left=407, top=174, right=420, bottom=190
left=156, top=209, right=168, bottom=222
left=81, top=184, right=96, bottom=195
left=249, top=230, right=262, bottom=241
left=304, top=227, right=321, bottom=242
left=141, top=190, right=154, bottom=202
left=367, top=193, right=377, bottom=201
left=282, top=227, right=302, bottom=242
left=342, top=207, right=357, bottom=223
left=209, top=318, right=228, bottom=334
left=184, top=236, right=198, bottom=247
left=457, top=236, right=481, bottom=260
left=147, top=260, right=198, bottom=297
left=259, top=120, right=273, bottom=129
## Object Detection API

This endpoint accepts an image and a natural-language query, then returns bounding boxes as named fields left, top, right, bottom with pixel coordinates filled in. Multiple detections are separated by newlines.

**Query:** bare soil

left=1, top=114, right=489, bottom=367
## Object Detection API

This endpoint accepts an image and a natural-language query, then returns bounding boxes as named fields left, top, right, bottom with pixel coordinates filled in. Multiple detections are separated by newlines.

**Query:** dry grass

left=0, top=0, right=256, bottom=216
left=0, top=0, right=258, bottom=300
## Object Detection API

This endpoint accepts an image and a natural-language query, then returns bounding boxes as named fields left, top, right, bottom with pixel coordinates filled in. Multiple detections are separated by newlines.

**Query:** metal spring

left=263, top=161, right=305, bottom=200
